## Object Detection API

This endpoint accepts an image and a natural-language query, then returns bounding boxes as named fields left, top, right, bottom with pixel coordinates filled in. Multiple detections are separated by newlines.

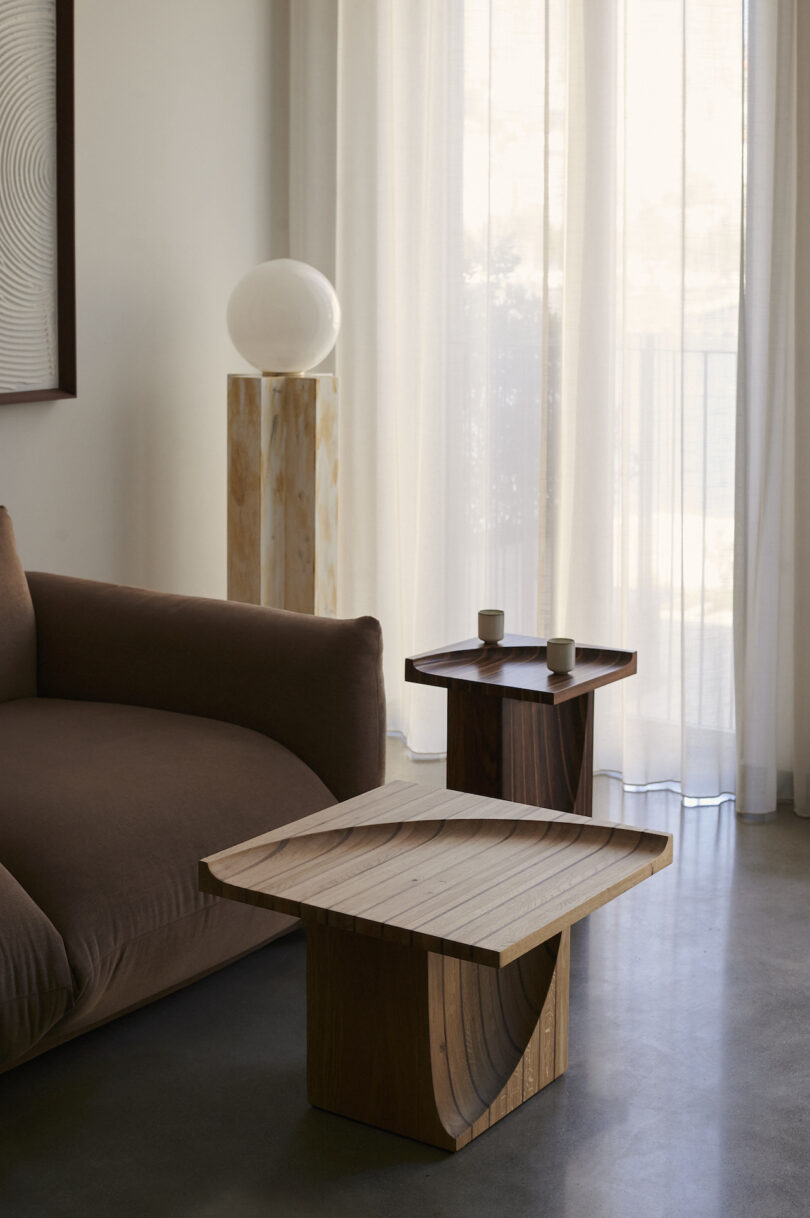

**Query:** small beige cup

left=546, top=637, right=575, bottom=674
left=478, top=609, right=504, bottom=643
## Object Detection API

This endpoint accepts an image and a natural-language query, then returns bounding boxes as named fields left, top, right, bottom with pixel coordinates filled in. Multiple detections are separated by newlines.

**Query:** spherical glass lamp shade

left=226, top=258, right=341, bottom=375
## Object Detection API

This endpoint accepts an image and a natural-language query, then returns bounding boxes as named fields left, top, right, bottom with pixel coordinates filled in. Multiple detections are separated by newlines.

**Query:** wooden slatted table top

left=405, top=634, right=637, bottom=704
left=200, top=782, right=672, bottom=968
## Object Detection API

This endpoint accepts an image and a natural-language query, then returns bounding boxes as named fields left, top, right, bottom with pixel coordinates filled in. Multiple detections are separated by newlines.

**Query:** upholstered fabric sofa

left=0, top=507, right=384, bottom=1071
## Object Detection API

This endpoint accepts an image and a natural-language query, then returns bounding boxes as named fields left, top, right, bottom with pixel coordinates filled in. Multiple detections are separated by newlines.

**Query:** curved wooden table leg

left=306, top=923, right=569, bottom=1151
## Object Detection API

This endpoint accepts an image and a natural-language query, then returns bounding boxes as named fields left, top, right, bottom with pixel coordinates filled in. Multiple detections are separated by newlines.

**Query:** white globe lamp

left=226, top=258, right=341, bottom=375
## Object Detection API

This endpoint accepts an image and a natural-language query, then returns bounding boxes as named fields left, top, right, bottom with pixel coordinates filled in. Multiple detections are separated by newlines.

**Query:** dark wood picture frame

left=0, top=0, right=75, bottom=406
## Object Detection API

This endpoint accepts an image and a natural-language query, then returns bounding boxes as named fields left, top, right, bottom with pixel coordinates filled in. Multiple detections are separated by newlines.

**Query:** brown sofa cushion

left=0, top=698, right=335, bottom=1040
left=0, top=861, right=73, bottom=1067
left=0, top=507, right=36, bottom=702
left=26, top=572, right=385, bottom=803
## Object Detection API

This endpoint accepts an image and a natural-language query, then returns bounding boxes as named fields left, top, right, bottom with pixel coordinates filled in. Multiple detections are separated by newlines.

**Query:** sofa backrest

left=0, top=507, right=36, bottom=701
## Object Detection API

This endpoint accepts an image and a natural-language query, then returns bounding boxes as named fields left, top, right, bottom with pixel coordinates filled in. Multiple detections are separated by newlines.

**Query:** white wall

left=0, top=0, right=288, bottom=596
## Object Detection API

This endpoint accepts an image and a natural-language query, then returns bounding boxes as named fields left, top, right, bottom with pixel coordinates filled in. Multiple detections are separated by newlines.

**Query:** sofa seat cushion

left=0, top=862, right=73, bottom=1067
left=0, top=698, right=335, bottom=1040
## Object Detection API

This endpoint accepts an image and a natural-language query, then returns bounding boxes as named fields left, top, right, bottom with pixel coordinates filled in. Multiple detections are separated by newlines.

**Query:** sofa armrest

left=26, top=572, right=385, bottom=803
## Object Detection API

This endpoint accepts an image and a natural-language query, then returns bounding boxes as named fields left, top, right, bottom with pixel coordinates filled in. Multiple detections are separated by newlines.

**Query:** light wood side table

left=201, top=781, right=671, bottom=1151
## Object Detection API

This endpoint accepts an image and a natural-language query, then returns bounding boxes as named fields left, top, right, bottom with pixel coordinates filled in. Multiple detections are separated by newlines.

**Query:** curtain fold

left=734, top=0, right=796, bottom=819
left=793, top=1, right=810, bottom=819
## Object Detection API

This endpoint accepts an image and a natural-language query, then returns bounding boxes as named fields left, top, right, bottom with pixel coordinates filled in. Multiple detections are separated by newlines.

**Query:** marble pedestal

left=227, top=374, right=338, bottom=616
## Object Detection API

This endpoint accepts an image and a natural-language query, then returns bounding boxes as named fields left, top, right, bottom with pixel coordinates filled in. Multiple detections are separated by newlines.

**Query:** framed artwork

left=0, top=0, right=75, bottom=405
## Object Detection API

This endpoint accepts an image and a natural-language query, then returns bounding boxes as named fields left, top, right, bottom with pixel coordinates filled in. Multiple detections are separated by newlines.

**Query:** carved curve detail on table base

left=429, top=934, right=562, bottom=1147
left=306, top=922, right=568, bottom=1151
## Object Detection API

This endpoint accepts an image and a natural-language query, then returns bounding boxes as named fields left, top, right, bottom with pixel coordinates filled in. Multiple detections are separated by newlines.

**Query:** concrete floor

left=1, top=746, right=809, bottom=1218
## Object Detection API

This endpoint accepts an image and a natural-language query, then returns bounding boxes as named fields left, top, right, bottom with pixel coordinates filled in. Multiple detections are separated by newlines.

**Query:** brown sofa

left=0, top=506, right=385, bottom=1070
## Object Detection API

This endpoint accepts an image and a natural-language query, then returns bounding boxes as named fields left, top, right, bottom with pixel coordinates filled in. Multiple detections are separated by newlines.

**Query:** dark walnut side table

left=405, top=634, right=637, bottom=818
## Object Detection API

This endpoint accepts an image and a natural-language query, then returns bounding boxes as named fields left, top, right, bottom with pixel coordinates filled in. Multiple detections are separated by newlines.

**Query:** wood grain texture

left=201, top=783, right=670, bottom=1151
left=410, top=632, right=630, bottom=828
left=446, top=690, right=594, bottom=816
left=306, top=922, right=566, bottom=1151
left=200, top=782, right=672, bottom=969
left=313, top=377, right=338, bottom=616
left=428, top=931, right=565, bottom=1148
left=227, top=373, right=337, bottom=615
left=503, top=693, right=593, bottom=816
left=445, top=691, right=504, bottom=798
left=227, top=375, right=262, bottom=604
left=405, top=634, right=636, bottom=706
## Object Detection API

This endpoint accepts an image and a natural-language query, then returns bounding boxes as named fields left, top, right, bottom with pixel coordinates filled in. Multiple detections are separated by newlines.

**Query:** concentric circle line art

left=0, top=0, right=58, bottom=393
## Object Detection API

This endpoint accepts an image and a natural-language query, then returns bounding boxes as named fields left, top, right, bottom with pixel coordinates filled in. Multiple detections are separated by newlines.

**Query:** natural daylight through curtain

left=334, top=0, right=744, bottom=801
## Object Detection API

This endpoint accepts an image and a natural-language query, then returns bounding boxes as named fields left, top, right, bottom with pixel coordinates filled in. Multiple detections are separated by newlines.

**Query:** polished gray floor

left=1, top=749, right=809, bottom=1218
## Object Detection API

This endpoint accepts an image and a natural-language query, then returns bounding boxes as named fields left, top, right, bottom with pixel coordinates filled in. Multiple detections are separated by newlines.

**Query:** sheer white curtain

left=332, top=0, right=743, bottom=798
left=336, top=0, right=566, bottom=755
left=336, top=1, right=465, bottom=754
left=555, top=0, right=741, bottom=797
left=336, top=0, right=563, bottom=758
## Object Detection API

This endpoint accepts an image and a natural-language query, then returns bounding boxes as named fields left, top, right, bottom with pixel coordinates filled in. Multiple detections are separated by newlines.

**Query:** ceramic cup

left=478, top=609, right=504, bottom=644
left=546, top=637, right=575, bottom=674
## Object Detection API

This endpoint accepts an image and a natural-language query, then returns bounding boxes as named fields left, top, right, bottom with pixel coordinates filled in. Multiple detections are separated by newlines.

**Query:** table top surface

left=405, top=635, right=637, bottom=705
left=200, top=782, right=671, bottom=968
